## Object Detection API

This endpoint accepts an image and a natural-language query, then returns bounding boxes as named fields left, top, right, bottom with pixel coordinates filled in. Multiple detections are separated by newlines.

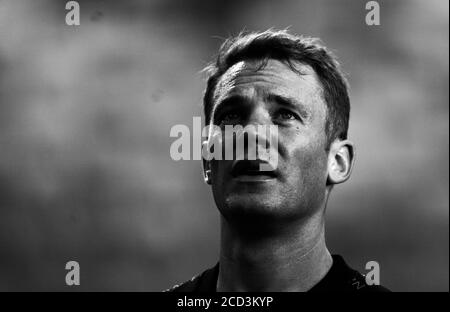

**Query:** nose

left=246, top=105, right=271, bottom=127
left=233, top=105, right=276, bottom=161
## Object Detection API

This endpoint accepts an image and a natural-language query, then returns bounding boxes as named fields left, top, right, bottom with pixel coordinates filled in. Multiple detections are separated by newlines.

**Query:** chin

left=217, top=193, right=295, bottom=223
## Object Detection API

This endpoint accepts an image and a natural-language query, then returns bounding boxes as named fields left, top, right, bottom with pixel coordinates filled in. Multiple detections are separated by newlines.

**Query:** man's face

left=207, top=59, right=330, bottom=224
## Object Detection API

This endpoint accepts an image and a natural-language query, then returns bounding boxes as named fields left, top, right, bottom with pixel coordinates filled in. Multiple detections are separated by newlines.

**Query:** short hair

left=202, top=29, right=350, bottom=148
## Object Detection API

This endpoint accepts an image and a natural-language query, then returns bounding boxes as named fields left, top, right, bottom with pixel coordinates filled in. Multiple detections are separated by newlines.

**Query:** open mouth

left=231, top=160, right=278, bottom=181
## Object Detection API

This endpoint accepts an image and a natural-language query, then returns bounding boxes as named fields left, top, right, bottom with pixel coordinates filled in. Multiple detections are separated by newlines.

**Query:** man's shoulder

left=164, top=263, right=219, bottom=292
left=341, top=267, right=390, bottom=292
left=310, top=255, right=390, bottom=292
left=163, top=255, right=391, bottom=292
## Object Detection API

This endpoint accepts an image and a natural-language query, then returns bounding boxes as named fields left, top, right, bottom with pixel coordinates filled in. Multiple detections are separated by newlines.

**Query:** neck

left=216, top=212, right=332, bottom=292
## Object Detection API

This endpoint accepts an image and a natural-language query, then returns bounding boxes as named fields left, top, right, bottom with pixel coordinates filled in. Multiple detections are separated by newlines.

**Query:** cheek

left=282, top=142, right=328, bottom=214
left=287, top=137, right=329, bottom=187
left=210, top=160, right=232, bottom=186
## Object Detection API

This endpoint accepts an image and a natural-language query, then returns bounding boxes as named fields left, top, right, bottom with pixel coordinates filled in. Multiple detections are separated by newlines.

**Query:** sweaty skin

left=207, top=59, right=334, bottom=291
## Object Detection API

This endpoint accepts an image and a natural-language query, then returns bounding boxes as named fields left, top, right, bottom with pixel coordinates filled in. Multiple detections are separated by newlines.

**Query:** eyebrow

left=212, top=92, right=312, bottom=123
left=212, top=94, right=250, bottom=122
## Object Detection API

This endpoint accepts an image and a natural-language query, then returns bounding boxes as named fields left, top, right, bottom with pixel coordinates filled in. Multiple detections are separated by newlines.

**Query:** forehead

left=213, top=59, right=325, bottom=112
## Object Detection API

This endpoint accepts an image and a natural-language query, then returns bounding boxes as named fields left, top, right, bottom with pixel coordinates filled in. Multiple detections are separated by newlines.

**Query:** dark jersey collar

left=168, top=254, right=389, bottom=292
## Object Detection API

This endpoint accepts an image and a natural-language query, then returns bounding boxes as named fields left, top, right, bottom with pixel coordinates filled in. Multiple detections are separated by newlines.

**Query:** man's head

left=202, top=30, right=355, bottom=227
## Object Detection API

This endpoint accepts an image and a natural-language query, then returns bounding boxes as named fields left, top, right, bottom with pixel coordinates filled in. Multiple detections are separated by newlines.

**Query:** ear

left=202, top=140, right=212, bottom=185
left=327, top=139, right=355, bottom=185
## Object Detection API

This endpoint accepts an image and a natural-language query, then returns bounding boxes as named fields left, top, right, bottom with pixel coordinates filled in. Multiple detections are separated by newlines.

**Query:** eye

left=218, top=112, right=240, bottom=125
left=275, top=109, right=297, bottom=121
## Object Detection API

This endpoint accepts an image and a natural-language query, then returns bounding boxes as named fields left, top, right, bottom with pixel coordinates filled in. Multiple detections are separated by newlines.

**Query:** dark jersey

left=165, top=254, right=390, bottom=292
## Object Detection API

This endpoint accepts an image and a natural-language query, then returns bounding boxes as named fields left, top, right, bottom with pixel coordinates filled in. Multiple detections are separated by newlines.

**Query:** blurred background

left=0, top=0, right=448, bottom=291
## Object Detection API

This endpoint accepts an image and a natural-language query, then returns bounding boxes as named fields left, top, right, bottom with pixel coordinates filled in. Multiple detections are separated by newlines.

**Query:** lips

left=231, top=160, right=278, bottom=179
